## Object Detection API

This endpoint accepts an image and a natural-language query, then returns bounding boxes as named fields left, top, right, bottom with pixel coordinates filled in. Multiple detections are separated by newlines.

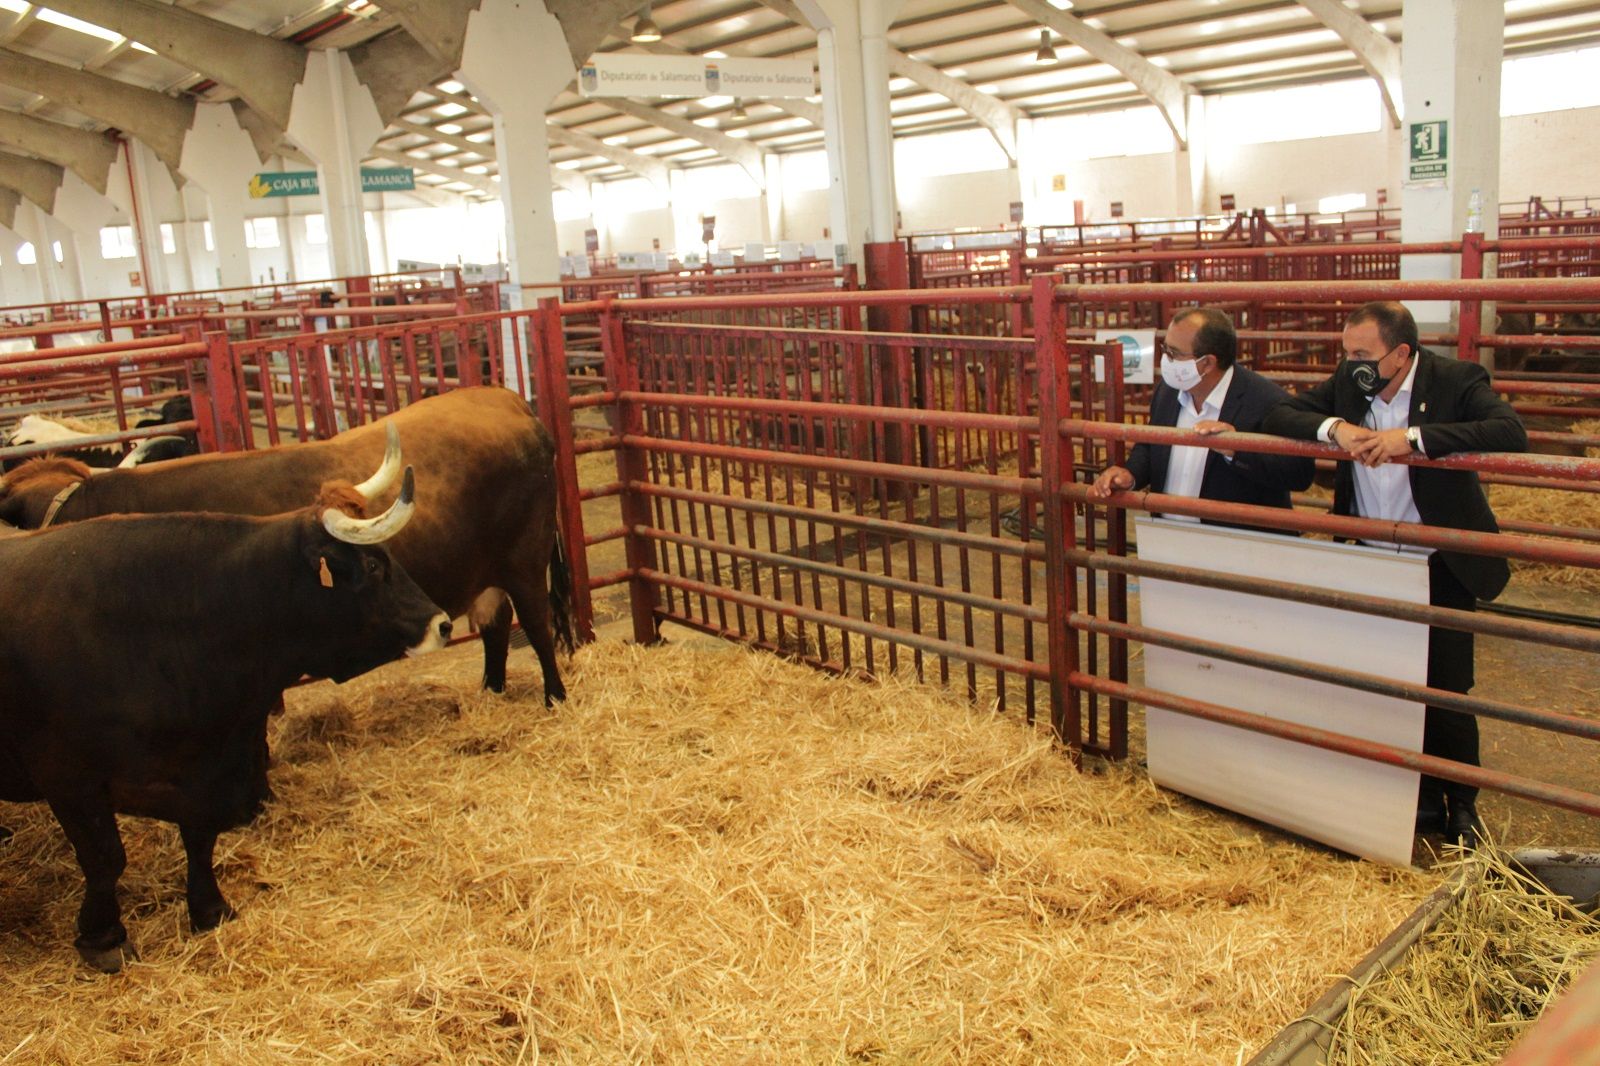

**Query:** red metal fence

left=6, top=274, right=1598, bottom=836
left=516, top=276, right=1600, bottom=845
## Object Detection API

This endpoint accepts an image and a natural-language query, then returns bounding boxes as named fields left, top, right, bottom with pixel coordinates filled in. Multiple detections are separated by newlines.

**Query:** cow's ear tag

left=318, top=557, right=335, bottom=588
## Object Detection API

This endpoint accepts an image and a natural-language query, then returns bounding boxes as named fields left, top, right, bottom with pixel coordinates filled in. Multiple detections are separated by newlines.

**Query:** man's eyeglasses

left=1163, top=344, right=1200, bottom=361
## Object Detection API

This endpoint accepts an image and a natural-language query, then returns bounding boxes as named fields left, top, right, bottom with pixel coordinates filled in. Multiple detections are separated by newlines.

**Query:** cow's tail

left=549, top=523, right=576, bottom=654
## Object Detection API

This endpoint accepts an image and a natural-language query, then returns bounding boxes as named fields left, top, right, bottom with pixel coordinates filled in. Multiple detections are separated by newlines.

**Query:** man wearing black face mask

left=1263, top=300, right=1527, bottom=847
left=1089, top=307, right=1314, bottom=518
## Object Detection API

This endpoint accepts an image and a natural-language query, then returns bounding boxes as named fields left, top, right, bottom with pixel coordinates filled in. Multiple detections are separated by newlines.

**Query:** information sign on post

left=1408, top=119, right=1449, bottom=183
left=584, top=228, right=599, bottom=254
left=1092, top=328, right=1155, bottom=385
left=1220, top=193, right=1236, bottom=212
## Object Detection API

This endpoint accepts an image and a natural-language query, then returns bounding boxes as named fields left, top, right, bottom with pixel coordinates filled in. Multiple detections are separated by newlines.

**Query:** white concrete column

left=287, top=49, right=382, bottom=278
left=51, top=219, right=88, bottom=301
left=459, top=0, right=575, bottom=305
left=279, top=199, right=298, bottom=282
left=815, top=28, right=873, bottom=265
left=368, top=205, right=391, bottom=273
left=669, top=170, right=701, bottom=258
left=178, top=103, right=266, bottom=289
left=0, top=227, right=17, bottom=304
left=763, top=153, right=785, bottom=242
left=175, top=186, right=205, bottom=291
left=1173, top=94, right=1207, bottom=215
left=806, top=0, right=903, bottom=264
left=1400, top=0, right=1504, bottom=331
left=0, top=229, right=15, bottom=304
left=124, top=139, right=173, bottom=293
left=859, top=2, right=899, bottom=240
left=18, top=202, right=61, bottom=303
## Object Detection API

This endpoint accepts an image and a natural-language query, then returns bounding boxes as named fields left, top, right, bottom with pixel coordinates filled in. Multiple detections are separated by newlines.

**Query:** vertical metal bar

left=1460, top=231, right=1485, bottom=363
left=601, top=298, right=660, bottom=644
left=535, top=298, right=596, bottom=643
left=203, top=331, right=248, bottom=452
left=1103, top=337, right=1129, bottom=760
left=1032, top=274, right=1082, bottom=755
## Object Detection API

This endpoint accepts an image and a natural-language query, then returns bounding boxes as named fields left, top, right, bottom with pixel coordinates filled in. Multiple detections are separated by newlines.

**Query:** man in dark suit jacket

left=1089, top=307, right=1315, bottom=518
left=1262, top=300, right=1527, bottom=846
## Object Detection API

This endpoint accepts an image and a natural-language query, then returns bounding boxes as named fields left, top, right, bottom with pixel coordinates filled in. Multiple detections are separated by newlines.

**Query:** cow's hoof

left=543, top=686, right=567, bottom=708
left=76, top=939, right=136, bottom=973
left=190, top=900, right=236, bottom=932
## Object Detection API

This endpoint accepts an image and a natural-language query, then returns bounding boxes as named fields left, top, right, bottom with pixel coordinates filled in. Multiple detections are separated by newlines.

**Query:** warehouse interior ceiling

left=0, top=0, right=1598, bottom=205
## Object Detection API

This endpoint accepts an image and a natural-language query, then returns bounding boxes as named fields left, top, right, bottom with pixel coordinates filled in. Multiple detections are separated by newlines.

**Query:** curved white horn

left=322, top=466, right=416, bottom=545
left=352, top=423, right=402, bottom=501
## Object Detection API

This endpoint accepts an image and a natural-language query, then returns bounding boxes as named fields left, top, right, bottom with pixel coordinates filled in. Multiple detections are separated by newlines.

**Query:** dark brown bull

left=0, top=386, right=571, bottom=703
left=0, top=472, right=450, bottom=971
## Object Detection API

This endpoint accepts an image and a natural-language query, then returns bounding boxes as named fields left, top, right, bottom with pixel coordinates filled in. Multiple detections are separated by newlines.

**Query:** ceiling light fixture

left=630, top=3, right=662, bottom=43
left=732, top=98, right=748, bottom=119
left=1035, top=30, right=1057, bottom=65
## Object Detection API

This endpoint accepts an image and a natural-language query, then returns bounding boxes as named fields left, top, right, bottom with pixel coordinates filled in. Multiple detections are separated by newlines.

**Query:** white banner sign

left=579, top=54, right=815, bottom=99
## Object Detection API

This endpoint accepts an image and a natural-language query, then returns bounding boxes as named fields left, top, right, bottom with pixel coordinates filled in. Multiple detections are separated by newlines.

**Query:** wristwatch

left=1405, top=426, right=1423, bottom=453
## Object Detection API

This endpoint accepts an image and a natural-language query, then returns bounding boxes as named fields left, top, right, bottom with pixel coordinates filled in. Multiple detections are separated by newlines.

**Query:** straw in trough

left=1327, top=842, right=1600, bottom=1064
left=0, top=638, right=1433, bottom=1063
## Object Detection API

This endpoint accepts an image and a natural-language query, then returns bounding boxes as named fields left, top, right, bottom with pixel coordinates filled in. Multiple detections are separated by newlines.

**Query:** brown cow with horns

left=0, top=386, right=572, bottom=704
left=0, top=466, right=451, bottom=971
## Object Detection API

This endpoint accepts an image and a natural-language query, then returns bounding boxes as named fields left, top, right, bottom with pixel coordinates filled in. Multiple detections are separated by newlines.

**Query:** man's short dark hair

left=1172, top=307, right=1237, bottom=370
left=1346, top=301, right=1420, bottom=356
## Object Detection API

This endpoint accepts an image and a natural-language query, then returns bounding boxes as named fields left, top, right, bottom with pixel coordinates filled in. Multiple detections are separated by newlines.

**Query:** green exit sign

left=1408, top=120, right=1449, bottom=182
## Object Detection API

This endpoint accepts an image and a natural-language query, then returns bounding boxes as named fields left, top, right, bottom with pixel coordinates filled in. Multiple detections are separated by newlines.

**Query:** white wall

left=1028, top=153, right=1188, bottom=226
left=700, top=193, right=767, bottom=249
left=899, top=168, right=1017, bottom=233
left=1501, top=105, right=1600, bottom=203
left=605, top=205, right=674, bottom=256
left=1205, top=128, right=1400, bottom=216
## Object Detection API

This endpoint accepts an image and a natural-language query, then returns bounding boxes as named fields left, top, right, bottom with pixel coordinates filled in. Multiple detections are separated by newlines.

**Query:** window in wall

left=244, top=217, right=281, bottom=249
left=1208, top=79, right=1381, bottom=146
left=1317, top=192, right=1368, bottom=214
left=159, top=223, right=176, bottom=254
left=99, top=224, right=137, bottom=259
left=17, top=241, right=36, bottom=265
left=304, top=213, right=328, bottom=245
left=1030, top=105, right=1175, bottom=164
left=51, top=241, right=63, bottom=263
left=203, top=221, right=214, bottom=251
left=894, top=128, right=1010, bottom=177
left=1502, top=46, right=1600, bottom=116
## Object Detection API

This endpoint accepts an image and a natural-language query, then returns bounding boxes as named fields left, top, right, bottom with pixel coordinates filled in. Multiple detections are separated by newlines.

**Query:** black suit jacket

left=1126, top=365, right=1315, bottom=514
left=1261, top=348, right=1528, bottom=600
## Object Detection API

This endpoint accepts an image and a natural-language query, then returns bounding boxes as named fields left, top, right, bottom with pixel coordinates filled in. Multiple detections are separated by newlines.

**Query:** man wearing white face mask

left=1089, top=308, right=1314, bottom=525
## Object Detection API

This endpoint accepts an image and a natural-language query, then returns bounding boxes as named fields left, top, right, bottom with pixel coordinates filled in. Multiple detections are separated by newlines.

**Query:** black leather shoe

left=1446, top=801, right=1485, bottom=848
left=1415, top=807, right=1447, bottom=835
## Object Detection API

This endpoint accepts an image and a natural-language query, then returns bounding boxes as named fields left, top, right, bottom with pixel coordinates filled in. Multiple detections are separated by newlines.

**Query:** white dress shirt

left=1161, top=366, right=1234, bottom=521
left=1319, top=356, right=1429, bottom=551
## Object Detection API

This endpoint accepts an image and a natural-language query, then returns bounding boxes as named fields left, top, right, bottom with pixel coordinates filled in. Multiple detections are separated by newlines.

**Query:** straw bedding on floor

left=1, top=638, right=1431, bottom=1064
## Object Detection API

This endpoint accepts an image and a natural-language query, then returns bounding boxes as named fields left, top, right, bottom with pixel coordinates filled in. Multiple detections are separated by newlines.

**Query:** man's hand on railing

left=1192, top=419, right=1236, bottom=458
left=1349, top=427, right=1413, bottom=468
left=1089, top=465, right=1135, bottom=499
